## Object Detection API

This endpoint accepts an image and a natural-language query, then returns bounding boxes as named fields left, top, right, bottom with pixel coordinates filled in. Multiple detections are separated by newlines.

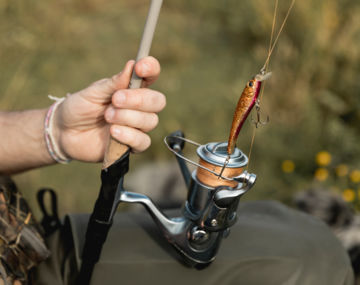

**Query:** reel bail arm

left=167, top=130, right=191, bottom=187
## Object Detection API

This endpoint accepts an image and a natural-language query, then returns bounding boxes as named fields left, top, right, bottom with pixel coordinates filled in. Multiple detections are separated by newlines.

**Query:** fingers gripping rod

left=103, top=0, right=163, bottom=169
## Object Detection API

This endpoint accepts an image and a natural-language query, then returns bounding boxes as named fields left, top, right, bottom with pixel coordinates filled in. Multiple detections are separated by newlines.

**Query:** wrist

left=44, top=97, right=72, bottom=164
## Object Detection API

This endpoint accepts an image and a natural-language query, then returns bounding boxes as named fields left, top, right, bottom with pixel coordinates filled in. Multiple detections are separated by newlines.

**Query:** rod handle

left=102, top=0, right=163, bottom=169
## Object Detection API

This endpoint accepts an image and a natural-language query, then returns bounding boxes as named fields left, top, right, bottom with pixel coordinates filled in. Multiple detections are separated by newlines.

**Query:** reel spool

left=196, top=142, right=248, bottom=188
left=164, top=134, right=251, bottom=188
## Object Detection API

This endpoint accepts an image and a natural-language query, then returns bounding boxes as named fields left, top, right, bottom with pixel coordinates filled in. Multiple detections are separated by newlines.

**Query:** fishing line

left=262, top=0, right=296, bottom=72
left=269, top=0, right=279, bottom=56
left=247, top=0, right=278, bottom=170
left=247, top=0, right=295, bottom=169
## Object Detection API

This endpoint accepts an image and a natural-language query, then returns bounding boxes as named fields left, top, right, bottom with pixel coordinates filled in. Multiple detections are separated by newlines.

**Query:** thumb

left=90, top=60, right=135, bottom=98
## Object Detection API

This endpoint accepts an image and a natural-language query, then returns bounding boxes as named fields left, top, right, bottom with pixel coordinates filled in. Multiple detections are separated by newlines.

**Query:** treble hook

left=251, top=100, right=269, bottom=128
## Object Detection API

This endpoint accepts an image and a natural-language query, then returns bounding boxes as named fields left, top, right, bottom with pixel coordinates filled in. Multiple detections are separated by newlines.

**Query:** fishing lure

left=226, top=71, right=272, bottom=156
left=218, top=71, right=271, bottom=178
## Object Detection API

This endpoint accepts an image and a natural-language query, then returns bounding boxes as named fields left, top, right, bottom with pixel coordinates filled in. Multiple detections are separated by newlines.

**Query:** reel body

left=117, top=131, right=256, bottom=266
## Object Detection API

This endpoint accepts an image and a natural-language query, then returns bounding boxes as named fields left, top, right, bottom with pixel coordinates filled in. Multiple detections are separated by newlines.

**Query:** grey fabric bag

left=35, top=201, right=355, bottom=285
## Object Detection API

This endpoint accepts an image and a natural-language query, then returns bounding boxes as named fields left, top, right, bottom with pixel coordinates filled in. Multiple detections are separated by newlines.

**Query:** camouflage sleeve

left=0, top=176, right=50, bottom=285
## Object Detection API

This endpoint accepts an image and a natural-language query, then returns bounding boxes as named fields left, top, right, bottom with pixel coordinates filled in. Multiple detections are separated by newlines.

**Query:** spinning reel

left=117, top=131, right=256, bottom=266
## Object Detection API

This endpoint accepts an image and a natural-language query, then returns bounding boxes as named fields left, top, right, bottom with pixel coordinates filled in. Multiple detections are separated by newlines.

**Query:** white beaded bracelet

left=44, top=95, right=72, bottom=164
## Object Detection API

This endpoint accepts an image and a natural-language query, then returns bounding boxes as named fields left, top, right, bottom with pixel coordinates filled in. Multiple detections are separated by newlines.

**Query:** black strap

left=37, top=188, right=61, bottom=237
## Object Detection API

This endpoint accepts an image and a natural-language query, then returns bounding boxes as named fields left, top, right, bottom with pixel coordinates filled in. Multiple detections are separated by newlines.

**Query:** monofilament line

left=247, top=0, right=296, bottom=170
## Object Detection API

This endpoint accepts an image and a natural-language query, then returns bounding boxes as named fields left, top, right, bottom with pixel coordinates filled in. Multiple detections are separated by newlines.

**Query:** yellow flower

left=343, top=189, right=355, bottom=202
left=335, top=164, right=349, bottom=177
left=315, top=151, right=332, bottom=167
left=281, top=160, right=295, bottom=173
left=314, top=168, right=329, bottom=181
left=350, top=170, right=360, bottom=183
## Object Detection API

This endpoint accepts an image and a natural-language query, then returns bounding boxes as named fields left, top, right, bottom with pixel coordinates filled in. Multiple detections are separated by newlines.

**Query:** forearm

left=0, top=109, right=55, bottom=174
left=0, top=57, right=163, bottom=174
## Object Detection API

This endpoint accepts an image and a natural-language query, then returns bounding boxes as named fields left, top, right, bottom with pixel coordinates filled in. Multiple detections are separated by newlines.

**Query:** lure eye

left=248, top=81, right=254, bottom=87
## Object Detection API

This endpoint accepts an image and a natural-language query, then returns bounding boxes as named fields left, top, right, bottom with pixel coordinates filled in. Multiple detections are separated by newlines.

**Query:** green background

left=1, top=0, right=359, bottom=217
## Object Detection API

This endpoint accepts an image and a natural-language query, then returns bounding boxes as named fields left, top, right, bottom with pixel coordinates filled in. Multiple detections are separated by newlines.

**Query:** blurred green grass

left=1, top=0, right=360, bottom=217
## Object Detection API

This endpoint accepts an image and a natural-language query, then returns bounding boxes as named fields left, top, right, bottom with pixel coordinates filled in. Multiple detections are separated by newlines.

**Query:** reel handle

left=167, top=130, right=186, bottom=152
left=103, top=0, right=163, bottom=169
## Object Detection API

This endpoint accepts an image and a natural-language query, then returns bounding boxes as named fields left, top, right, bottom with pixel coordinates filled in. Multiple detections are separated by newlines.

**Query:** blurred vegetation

left=1, top=0, right=360, bottom=216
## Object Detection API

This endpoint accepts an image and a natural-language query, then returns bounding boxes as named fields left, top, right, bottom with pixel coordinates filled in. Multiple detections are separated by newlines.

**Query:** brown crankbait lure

left=218, top=71, right=271, bottom=178
left=227, top=71, right=272, bottom=155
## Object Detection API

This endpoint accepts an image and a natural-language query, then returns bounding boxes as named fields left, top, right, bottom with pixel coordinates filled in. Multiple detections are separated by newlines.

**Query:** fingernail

left=141, top=62, right=150, bottom=73
left=105, top=107, right=115, bottom=121
left=115, top=91, right=126, bottom=105
left=112, top=126, right=121, bottom=136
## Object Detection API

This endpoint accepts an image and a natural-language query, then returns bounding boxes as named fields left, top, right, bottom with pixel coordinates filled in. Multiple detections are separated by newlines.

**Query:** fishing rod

left=78, top=0, right=296, bottom=283
left=78, top=0, right=257, bottom=274
left=77, top=1, right=163, bottom=283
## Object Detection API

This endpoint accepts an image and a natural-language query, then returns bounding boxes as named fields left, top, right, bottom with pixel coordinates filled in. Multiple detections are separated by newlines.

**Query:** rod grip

left=102, top=0, right=163, bottom=169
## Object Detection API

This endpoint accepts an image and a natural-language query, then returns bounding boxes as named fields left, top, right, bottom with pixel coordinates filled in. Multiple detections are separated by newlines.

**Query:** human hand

left=54, top=57, right=165, bottom=162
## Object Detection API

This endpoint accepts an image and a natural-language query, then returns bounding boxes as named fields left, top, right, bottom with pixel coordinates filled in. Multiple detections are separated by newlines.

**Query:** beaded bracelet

left=44, top=95, right=72, bottom=164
